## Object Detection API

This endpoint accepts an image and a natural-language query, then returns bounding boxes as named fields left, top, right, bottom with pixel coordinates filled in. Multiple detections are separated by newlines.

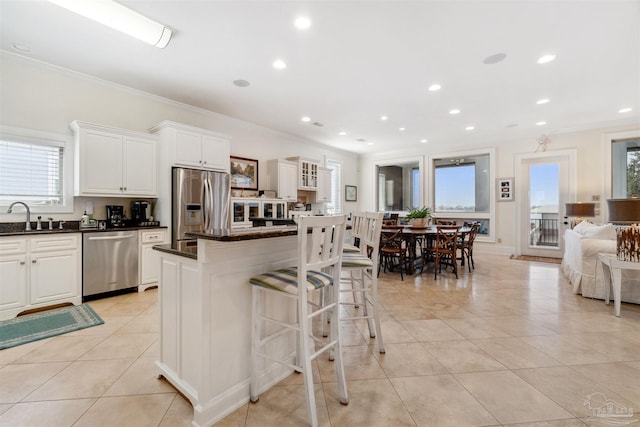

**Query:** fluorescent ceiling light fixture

left=537, top=54, right=556, bottom=64
left=338, top=131, right=347, bottom=136
left=536, top=98, right=550, bottom=105
left=301, top=116, right=311, bottom=122
left=619, top=107, right=633, bottom=113
left=449, top=109, right=460, bottom=115
left=294, top=17, right=311, bottom=30
left=272, top=59, right=287, bottom=70
left=48, top=0, right=172, bottom=48
left=536, top=121, right=547, bottom=126
left=428, top=84, right=441, bottom=92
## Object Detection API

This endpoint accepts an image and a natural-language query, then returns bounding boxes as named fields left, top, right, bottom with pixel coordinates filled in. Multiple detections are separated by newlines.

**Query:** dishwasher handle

left=87, top=234, right=136, bottom=241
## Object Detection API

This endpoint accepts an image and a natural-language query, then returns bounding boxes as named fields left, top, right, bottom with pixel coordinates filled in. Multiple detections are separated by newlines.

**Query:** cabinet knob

left=32, top=260, right=37, bottom=264
left=120, top=187, right=123, bottom=191
left=203, top=161, right=207, bottom=164
left=20, top=261, right=25, bottom=265
left=124, top=187, right=127, bottom=191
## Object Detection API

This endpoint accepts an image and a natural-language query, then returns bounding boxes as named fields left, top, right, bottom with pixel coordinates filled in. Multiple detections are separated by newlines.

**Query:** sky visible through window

left=435, top=165, right=475, bottom=210
left=529, top=163, right=559, bottom=208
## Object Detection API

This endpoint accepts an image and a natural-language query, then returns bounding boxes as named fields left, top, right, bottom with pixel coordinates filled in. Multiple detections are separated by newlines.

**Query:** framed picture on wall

left=345, top=185, right=357, bottom=201
left=230, top=156, right=258, bottom=190
left=497, top=178, right=514, bottom=201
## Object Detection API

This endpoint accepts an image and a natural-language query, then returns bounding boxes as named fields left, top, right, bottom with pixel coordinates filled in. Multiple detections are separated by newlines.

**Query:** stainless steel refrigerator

left=172, top=167, right=230, bottom=253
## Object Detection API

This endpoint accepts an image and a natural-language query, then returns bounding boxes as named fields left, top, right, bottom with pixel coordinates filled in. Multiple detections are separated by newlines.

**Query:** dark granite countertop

left=187, top=225, right=298, bottom=242
left=0, top=221, right=167, bottom=237
left=153, top=243, right=198, bottom=260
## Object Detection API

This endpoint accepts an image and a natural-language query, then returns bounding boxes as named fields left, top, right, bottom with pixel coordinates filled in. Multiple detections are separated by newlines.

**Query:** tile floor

left=1, top=252, right=639, bottom=426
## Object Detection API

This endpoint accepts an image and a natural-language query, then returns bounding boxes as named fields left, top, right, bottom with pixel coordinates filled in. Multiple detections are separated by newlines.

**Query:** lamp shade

left=607, top=199, right=640, bottom=223
left=565, top=202, right=595, bottom=217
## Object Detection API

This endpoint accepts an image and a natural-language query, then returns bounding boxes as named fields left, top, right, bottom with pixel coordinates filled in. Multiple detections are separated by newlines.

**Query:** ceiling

left=1, top=1, right=639, bottom=154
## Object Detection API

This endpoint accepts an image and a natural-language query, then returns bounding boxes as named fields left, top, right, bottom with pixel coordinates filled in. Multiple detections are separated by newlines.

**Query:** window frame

left=427, top=147, right=496, bottom=242
left=326, top=158, right=342, bottom=214
left=0, top=125, right=74, bottom=214
left=373, top=156, right=424, bottom=215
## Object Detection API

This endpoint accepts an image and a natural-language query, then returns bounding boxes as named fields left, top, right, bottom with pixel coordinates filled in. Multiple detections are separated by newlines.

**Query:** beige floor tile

left=571, top=363, right=640, bottom=409
left=103, top=357, right=175, bottom=396
left=455, top=370, right=573, bottom=424
left=0, top=362, right=69, bottom=403
left=317, top=345, right=385, bottom=382
left=471, top=337, right=562, bottom=369
left=444, top=317, right=512, bottom=339
left=159, top=394, right=194, bottom=427
left=141, top=338, right=160, bottom=359
left=97, top=301, right=155, bottom=317
left=64, top=315, right=134, bottom=337
left=391, top=374, right=499, bottom=427
left=423, top=340, right=506, bottom=373
left=113, top=314, right=159, bottom=334
left=245, top=383, right=330, bottom=427
left=0, top=403, right=13, bottom=416
left=503, top=420, right=587, bottom=427
left=373, top=342, right=447, bottom=377
left=354, top=319, right=417, bottom=345
left=0, top=398, right=95, bottom=426
left=401, top=319, right=466, bottom=341
left=562, top=333, right=640, bottom=362
left=14, top=335, right=105, bottom=363
left=0, top=338, right=53, bottom=365
left=519, top=334, right=614, bottom=365
left=278, top=360, right=322, bottom=386
left=24, top=359, right=134, bottom=401
left=483, top=316, right=557, bottom=336
left=515, top=366, right=635, bottom=417
left=323, top=378, right=415, bottom=426
left=73, top=393, right=175, bottom=427
left=79, top=332, right=157, bottom=360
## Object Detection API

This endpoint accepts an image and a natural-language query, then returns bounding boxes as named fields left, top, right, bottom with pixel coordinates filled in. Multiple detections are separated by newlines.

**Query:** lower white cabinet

left=0, top=234, right=81, bottom=321
left=138, top=228, right=168, bottom=291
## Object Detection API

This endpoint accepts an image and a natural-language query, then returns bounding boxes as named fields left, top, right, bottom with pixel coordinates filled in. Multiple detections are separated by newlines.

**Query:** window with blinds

left=0, top=138, right=65, bottom=205
left=327, top=159, right=342, bottom=213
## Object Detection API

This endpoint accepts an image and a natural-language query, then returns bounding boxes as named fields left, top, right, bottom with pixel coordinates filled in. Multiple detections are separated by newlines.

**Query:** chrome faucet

left=7, top=201, right=31, bottom=231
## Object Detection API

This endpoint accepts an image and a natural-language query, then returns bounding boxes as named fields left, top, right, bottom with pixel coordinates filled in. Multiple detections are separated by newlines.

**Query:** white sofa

left=561, top=222, right=640, bottom=303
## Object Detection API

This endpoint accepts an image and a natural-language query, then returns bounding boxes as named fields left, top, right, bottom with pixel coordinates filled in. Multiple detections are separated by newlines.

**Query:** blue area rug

left=0, top=304, right=104, bottom=350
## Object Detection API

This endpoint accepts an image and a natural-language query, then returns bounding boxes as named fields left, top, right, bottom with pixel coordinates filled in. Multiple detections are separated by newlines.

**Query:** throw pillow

left=581, top=223, right=616, bottom=240
left=573, top=220, right=595, bottom=234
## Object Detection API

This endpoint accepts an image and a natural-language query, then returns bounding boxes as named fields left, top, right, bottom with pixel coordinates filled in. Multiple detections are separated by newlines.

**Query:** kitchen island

left=154, top=226, right=301, bottom=427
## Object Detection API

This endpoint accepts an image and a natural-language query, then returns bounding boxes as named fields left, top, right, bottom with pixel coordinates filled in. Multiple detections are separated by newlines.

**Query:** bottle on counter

left=81, top=210, right=89, bottom=226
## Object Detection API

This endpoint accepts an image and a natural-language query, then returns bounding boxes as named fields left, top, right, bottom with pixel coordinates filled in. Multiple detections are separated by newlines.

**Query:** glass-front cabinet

left=287, top=156, right=319, bottom=190
left=230, top=197, right=288, bottom=228
left=262, top=200, right=287, bottom=219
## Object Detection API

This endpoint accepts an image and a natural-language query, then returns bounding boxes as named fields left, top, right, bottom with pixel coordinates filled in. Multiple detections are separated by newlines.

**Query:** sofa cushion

left=580, top=223, right=616, bottom=240
left=573, top=220, right=595, bottom=234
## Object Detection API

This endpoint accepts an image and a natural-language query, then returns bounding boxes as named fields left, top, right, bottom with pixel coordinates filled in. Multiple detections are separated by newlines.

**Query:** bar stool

left=341, top=212, right=385, bottom=353
left=249, top=215, right=348, bottom=427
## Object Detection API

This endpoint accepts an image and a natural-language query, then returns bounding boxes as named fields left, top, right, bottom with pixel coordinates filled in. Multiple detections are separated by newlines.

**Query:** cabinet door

left=201, top=135, right=230, bottom=172
left=275, top=202, right=287, bottom=219
left=139, top=230, right=167, bottom=285
left=317, top=168, right=332, bottom=202
left=30, top=250, right=80, bottom=304
left=231, top=200, right=249, bottom=227
left=79, top=129, right=123, bottom=195
left=0, top=254, right=28, bottom=313
left=279, top=162, right=298, bottom=201
left=175, top=130, right=203, bottom=167
left=123, top=136, right=157, bottom=196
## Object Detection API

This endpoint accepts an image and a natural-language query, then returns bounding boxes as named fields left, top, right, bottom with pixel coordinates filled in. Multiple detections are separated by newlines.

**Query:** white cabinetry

left=267, top=159, right=298, bottom=201
left=316, top=167, right=332, bottom=203
left=0, top=233, right=81, bottom=321
left=139, top=228, right=169, bottom=291
left=71, top=121, right=158, bottom=197
left=287, top=157, right=319, bottom=190
left=230, top=198, right=288, bottom=228
left=150, top=121, right=230, bottom=172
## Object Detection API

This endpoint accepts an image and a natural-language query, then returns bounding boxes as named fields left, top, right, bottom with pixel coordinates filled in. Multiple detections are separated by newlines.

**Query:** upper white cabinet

left=71, top=121, right=158, bottom=197
left=316, top=167, right=332, bottom=203
left=150, top=121, right=230, bottom=172
left=267, top=159, right=298, bottom=201
left=287, top=157, right=318, bottom=190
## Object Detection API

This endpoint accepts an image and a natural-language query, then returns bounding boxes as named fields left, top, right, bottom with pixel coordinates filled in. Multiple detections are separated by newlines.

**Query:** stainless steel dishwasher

left=83, top=230, right=139, bottom=298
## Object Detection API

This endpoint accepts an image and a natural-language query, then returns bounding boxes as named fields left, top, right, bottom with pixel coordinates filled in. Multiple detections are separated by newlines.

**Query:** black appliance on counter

left=130, top=200, right=158, bottom=226
left=106, top=205, right=126, bottom=228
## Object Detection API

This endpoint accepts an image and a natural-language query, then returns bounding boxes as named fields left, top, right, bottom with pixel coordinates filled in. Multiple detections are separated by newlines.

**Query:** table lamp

left=565, top=202, right=595, bottom=229
left=607, top=199, right=640, bottom=262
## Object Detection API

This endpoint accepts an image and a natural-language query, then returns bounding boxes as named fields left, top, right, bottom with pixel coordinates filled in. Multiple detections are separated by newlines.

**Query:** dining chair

left=379, top=229, right=406, bottom=280
left=340, top=212, right=385, bottom=353
left=459, top=222, right=480, bottom=272
left=249, top=215, right=348, bottom=427
left=436, top=219, right=457, bottom=226
left=426, top=225, right=459, bottom=279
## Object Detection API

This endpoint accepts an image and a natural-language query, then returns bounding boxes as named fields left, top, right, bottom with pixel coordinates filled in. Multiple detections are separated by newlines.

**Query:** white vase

left=411, top=218, right=427, bottom=228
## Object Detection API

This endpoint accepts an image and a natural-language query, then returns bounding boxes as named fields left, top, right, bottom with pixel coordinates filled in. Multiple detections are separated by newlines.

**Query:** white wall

left=0, top=52, right=360, bottom=223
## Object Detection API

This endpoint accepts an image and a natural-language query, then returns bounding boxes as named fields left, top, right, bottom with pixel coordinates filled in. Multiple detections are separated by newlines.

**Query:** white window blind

left=327, top=159, right=342, bottom=213
left=0, top=138, right=65, bottom=205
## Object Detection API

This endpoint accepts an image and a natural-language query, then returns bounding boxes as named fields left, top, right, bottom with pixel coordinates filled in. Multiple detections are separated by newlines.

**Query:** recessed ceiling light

left=339, top=131, right=347, bottom=136
left=420, top=139, right=428, bottom=143
left=272, top=59, right=287, bottom=70
left=294, top=17, right=311, bottom=30
left=367, top=142, right=374, bottom=146
left=380, top=116, right=388, bottom=121
left=11, top=43, right=31, bottom=52
left=399, top=127, right=405, bottom=131
left=536, top=98, right=550, bottom=105
left=537, top=54, right=556, bottom=64
left=465, top=126, right=475, bottom=131
left=536, top=121, right=547, bottom=126
left=232, top=79, right=250, bottom=87
left=301, top=116, right=311, bottom=122
left=483, top=53, right=507, bottom=65
left=619, top=107, right=633, bottom=113
left=449, top=109, right=461, bottom=115
left=428, top=84, right=441, bottom=92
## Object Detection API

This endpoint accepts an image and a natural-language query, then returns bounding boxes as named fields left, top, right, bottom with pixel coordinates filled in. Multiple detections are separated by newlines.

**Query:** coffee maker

left=106, top=205, right=125, bottom=228
left=131, top=201, right=150, bottom=222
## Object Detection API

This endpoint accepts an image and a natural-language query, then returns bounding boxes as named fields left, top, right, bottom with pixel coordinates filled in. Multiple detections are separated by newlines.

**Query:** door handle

left=88, top=235, right=136, bottom=241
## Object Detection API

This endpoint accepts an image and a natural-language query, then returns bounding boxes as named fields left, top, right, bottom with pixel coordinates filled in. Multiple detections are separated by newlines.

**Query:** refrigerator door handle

left=203, top=176, right=213, bottom=231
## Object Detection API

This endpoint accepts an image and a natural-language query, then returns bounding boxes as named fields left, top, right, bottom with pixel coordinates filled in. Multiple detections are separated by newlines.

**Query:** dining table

left=381, top=224, right=472, bottom=274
